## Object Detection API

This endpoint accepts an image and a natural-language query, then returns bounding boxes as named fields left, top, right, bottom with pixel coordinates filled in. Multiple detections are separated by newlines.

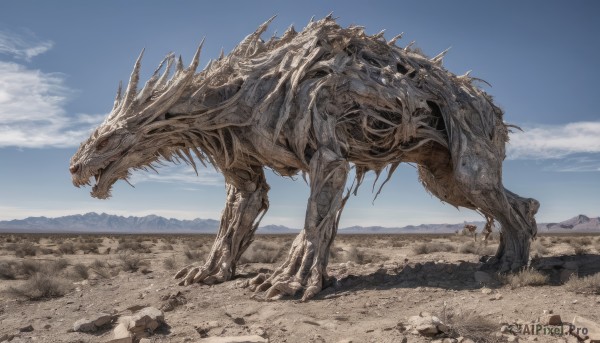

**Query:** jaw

left=72, top=161, right=124, bottom=199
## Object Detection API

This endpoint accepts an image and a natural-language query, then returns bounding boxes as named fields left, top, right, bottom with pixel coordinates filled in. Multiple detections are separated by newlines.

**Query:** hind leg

left=418, top=146, right=538, bottom=272
left=176, top=167, right=269, bottom=285
left=451, top=149, right=539, bottom=271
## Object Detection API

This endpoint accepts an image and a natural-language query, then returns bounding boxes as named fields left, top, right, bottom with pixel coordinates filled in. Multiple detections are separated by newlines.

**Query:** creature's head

left=70, top=43, right=202, bottom=199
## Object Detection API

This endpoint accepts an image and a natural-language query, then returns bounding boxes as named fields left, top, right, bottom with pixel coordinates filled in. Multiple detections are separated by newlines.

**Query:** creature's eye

left=97, top=138, right=109, bottom=150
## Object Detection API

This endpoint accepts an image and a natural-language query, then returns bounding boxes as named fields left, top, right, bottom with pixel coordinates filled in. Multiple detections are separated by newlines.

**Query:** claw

left=255, top=281, right=272, bottom=293
left=301, top=285, right=321, bottom=302
left=183, top=267, right=200, bottom=285
left=250, top=273, right=266, bottom=285
left=174, top=268, right=188, bottom=279
left=265, top=280, right=303, bottom=299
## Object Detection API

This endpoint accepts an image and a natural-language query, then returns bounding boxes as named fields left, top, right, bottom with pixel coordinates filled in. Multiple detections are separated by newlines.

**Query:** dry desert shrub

left=411, top=242, right=455, bottom=255
left=457, top=241, right=497, bottom=256
left=118, top=251, right=146, bottom=272
left=440, top=308, right=500, bottom=343
left=502, top=269, right=549, bottom=288
left=565, top=273, right=600, bottom=294
left=75, top=242, right=100, bottom=254
left=184, top=248, right=205, bottom=261
left=531, top=240, right=549, bottom=256
left=390, top=237, right=406, bottom=248
left=58, top=242, right=76, bottom=254
left=14, top=242, right=37, bottom=257
left=7, top=273, right=70, bottom=300
left=20, top=259, right=42, bottom=277
left=117, top=240, right=150, bottom=253
left=186, top=240, right=205, bottom=250
left=163, top=256, right=177, bottom=270
left=0, top=261, right=18, bottom=280
left=572, top=244, right=587, bottom=255
left=240, top=240, right=286, bottom=264
left=72, top=263, right=89, bottom=280
left=161, top=243, right=174, bottom=251
left=89, top=259, right=112, bottom=279
left=334, top=246, right=385, bottom=265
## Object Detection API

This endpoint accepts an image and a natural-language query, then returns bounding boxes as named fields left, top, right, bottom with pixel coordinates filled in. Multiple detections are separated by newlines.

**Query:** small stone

left=507, top=336, right=518, bottom=342
left=571, top=315, right=600, bottom=341
left=92, top=313, right=113, bottom=327
left=139, top=339, right=152, bottom=343
left=500, top=325, right=509, bottom=333
left=494, top=293, right=503, bottom=300
left=112, top=317, right=133, bottom=341
left=572, top=299, right=578, bottom=304
left=250, top=324, right=267, bottom=337
left=540, top=314, right=562, bottom=326
left=481, top=287, right=492, bottom=294
left=73, top=319, right=96, bottom=332
left=408, top=315, right=441, bottom=337
left=527, top=336, right=538, bottom=341
left=129, top=307, right=164, bottom=335
left=19, top=325, right=34, bottom=332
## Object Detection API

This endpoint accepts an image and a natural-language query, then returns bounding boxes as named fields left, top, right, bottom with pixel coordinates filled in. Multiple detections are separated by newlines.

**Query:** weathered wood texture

left=70, top=16, right=539, bottom=300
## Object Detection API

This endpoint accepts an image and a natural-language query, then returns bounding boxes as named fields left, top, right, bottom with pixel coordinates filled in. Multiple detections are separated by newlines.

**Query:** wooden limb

left=251, top=147, right=349, bottom=301
left=175, top=167, right=269, bottom=285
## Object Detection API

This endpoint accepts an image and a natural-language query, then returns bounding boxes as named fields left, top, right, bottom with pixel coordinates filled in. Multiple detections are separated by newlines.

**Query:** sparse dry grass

left=240, top=240, right=286, bottom=264
left=184, top=248, right=205, bottom=261
left=411, top=241, right=455, bottom=255
left=7, top=273, right=70, bottom=300
left=89, top=259, right=112, bottom=279
left=531, top=240, right=549, bottom=256
left=117, top=240, right=150, bottom=253
left=58, top=242, right=76, bottom=254
left=440, top=307, right=501, bottom=343
left=14, top=241, right=37, bottom=257
left=72, top=263, right=89, bottom=280
left=75, top=242, right=100, bottom=254
left=502, top=269, right=549, bottom=288
left=118, top=250, right=145, bottom=272
left=0, top=261, right=18, bottom=280
left=163, top=256, right=177, bottom=270
left=565, top=273, right=600, bottom=294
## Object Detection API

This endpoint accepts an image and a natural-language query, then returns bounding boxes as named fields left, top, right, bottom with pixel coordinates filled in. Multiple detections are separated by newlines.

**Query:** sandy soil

left=0, top=233, right=599, bottom=343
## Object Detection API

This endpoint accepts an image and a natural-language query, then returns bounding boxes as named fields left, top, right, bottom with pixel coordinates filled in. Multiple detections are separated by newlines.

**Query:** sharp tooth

left=94, top=174, right=99, bottom=182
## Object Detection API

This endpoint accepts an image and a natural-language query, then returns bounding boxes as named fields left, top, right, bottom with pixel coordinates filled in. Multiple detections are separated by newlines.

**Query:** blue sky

left=0, top=1, right=598, bottom=228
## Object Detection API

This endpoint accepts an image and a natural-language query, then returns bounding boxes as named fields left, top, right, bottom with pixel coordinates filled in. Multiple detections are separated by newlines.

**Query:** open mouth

left=72, top=162, right=118, bottom=199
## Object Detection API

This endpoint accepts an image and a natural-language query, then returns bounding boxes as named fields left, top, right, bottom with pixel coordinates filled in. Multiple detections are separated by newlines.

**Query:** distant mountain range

left=0, top=212, right=597, bottom=234
left=542, top=214, right=600, bottom=232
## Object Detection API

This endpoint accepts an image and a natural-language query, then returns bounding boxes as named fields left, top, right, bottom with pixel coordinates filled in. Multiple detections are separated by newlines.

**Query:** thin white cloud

left=0, top=30, right=53, bottom=61
left=129, top=164, right=224, bottom=187
left=0, top=31, right=103, bottom=148
left=507, top=121, right=600, bottom=160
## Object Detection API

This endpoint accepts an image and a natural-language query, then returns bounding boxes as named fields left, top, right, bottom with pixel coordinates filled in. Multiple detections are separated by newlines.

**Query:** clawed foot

left=247, top=271, right=323, bottom=301
left=174, top=263, right=231, bottom=286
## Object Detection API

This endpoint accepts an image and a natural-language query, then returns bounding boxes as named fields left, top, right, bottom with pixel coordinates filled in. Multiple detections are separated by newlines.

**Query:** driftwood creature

left=70, top=16, right=539, bottom=300
left=463, top=224, right=478, bottom=241
left=482, top=215, right=495, bottom=241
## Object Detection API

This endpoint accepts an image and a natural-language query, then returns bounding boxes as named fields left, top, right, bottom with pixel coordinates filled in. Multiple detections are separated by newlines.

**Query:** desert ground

left=1, top=232, right=599, bottom=343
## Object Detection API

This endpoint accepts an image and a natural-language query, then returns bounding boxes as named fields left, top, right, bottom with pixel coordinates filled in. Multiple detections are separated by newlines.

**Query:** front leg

left=175, top=167, right=269, bottom=285
left=251, top=148, right=349, bottom=301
